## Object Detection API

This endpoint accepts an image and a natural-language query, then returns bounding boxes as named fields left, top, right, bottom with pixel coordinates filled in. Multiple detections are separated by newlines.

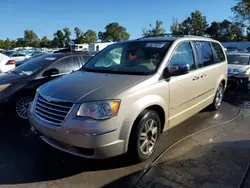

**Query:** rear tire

left=209, top=83, right=224, bottom=110
left=128, top=110, right=161, bottom=162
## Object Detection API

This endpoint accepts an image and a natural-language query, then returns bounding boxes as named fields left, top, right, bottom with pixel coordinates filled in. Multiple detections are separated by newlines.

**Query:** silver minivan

left=29, top=36, right=227, bottom=161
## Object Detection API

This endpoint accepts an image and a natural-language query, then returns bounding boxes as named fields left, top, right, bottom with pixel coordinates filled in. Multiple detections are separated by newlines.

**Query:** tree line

left=0, top=22, right=130, bottom=49
left=0, top=0, right=249, bottom=49
left=143, top=0, right=250, bottom=41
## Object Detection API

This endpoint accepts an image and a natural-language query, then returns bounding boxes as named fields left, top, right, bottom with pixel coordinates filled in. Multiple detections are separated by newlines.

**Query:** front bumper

left=227, top=76, right=249, bottom=89
left=29, top=106, right=126, bottom=159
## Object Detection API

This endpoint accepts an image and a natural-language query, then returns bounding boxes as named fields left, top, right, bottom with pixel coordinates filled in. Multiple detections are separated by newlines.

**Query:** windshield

left=82, top=41, right=171, bottom=75
left=12, top=54, right=60, bottom=75
left=227, top=54, right=250, bottom=65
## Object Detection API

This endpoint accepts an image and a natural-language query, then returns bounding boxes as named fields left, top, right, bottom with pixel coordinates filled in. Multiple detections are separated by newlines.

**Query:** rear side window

left=194, top=41, right=214, bottom=67
left=211, top=42, right=225, bottom=62
left=50, top=56, right=81, bottom=74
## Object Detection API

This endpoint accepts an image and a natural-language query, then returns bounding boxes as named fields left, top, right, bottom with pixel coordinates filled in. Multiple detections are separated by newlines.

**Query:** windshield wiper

left=81, top=67, right=149, bottom=75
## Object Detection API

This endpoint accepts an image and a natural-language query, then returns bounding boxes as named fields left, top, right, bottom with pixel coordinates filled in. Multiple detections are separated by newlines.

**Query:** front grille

left=35, top=94, right=74, bottom=125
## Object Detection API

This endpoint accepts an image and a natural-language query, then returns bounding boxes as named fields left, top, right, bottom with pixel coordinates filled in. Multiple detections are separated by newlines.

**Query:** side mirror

left=162, top=67, right=171, bottom=79
left=42, top=68, right=59, bottom=77
left=170, top=64, right=190, bottom=76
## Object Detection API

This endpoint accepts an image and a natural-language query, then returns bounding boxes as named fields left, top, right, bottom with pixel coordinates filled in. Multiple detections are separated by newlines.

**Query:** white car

left=10, top=53, right=30, bottom=62
left=0, top=53, right=15, bottom=73
left=227, top=52, right=250, bottom=91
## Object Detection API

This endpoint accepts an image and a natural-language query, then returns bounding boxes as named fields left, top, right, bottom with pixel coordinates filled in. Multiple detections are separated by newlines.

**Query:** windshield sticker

left=146, top=43, right=165, bottom=48
left=45, top=57, right=56, bottom=60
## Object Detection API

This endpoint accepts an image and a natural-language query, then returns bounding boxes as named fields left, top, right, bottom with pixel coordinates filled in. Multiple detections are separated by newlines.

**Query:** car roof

left=117, top=35, right=218, bottom=44
left=53, top=48, right=95, bottom=55
left=44, top=52, right=93, bottom=58
left=136, top=37, right=178, bottom=42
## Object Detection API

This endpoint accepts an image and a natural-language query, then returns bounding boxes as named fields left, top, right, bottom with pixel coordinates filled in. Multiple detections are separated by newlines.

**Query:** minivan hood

left=0, top=72, right=27, bottom=84
left=39, top=71, right=147, bottom=103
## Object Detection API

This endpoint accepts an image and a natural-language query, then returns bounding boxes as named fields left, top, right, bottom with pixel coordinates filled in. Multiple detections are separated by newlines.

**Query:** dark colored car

left=0, top=52, right=93, bottom=120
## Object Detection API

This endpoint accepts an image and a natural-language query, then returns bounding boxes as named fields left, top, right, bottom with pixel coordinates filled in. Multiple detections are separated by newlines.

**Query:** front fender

left=117, top=95, right=168, bottom=152
left=128, top=95, right=168, bottom=122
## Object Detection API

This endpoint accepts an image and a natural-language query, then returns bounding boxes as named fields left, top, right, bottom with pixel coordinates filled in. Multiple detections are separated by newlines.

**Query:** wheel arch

left=122, top=103, right=167, bottom=153
left=10, top=88, right=36, bottom=101
left=216, top=74, right=227, bottom=92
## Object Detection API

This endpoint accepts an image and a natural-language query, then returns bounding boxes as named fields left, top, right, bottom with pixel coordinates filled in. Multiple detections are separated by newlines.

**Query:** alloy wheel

left=16, top=96, right=33, bottom=119
left=139, top=119, right=158, bottom=155
left=215, top=86, right=223, bottom=108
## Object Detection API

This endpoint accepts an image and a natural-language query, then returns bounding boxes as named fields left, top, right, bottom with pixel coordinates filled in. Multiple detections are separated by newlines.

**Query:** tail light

left=6, top=60, right=15, bottom=65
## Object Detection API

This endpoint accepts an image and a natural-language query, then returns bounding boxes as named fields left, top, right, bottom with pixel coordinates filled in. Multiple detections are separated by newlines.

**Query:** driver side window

left=169, top=42, right=195, bottom=71
left=95, top=47, right=122, bottom=67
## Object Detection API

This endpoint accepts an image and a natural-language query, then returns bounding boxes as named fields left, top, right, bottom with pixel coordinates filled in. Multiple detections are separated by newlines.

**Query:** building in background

left=70, top=44, right=89, bottom=51
left=88, top=42, right=113, bottom=52
left=70, top=42, right=113, bottom=52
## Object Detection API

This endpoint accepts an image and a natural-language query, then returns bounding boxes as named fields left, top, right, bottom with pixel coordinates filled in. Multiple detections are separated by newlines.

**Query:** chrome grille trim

left=36, top=105, right=66, bottom=118
left=35, top=94, right=74, bottom=125
left=36, top=102, right=69, bottom=114
left=37, top=97, right=72, bottom=109
left=36, top=111, right=61, bottom=124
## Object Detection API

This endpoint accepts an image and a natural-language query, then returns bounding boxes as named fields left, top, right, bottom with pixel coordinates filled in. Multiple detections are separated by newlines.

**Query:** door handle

left=193, top=76, right=200, bottom=81
left=201, top=73, right=207, bottom=78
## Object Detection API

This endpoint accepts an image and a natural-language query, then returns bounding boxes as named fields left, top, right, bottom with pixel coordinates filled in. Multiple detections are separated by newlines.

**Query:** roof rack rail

left=137, top=33, right=209, bottom=40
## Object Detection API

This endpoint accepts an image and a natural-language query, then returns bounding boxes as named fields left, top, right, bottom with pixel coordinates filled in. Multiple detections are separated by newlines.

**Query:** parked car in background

left=10, top=53, right=30, bottom=62
left=237, top=49, right=248, bottom=53
left=226, top=46, right=238, bottom=52
left=30, top=51, right=44, bottom=57
left=29, top=36, right=227, bottom=161
left=3, top=50, right=15, bottom=57
left=16, top=53, right=45, bottom=67
left=0, top=52, right=93, bottom=120
left=227, top=52, right=250, bottom=92
left=0, top=53, right=15, bottom=73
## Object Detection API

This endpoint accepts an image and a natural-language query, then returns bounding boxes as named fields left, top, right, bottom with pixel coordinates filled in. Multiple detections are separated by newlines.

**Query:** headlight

left=77, top=100, right=121, bottom=120
left=0, top=84, right=10, bottom=92
left=235, top=72, right=248, bottom=77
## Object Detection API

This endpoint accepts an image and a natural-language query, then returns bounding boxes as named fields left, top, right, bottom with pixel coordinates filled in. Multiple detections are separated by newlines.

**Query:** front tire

left=129, top=110, right=161, bottom=162
left=13, top=94, right=34, bottom=120
left=210, top=83, right=224, bottom=110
